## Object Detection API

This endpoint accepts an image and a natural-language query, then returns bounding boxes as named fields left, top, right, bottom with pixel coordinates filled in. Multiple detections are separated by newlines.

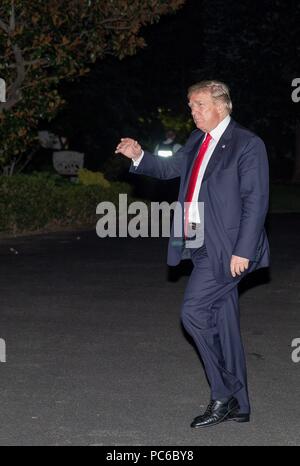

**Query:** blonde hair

left=188, top=80, right=232, bottom=114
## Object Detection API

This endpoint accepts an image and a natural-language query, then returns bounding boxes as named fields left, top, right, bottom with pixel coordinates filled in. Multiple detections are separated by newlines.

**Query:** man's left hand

left=230, top=255, right=250, bottom=277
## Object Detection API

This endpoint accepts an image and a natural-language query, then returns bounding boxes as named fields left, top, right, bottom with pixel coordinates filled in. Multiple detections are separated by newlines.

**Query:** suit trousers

left=181, top=244, right=250, bottom=414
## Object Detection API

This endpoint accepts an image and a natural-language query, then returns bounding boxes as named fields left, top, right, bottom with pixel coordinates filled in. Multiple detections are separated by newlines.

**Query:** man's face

left=188, top=90, right=223, bottom=133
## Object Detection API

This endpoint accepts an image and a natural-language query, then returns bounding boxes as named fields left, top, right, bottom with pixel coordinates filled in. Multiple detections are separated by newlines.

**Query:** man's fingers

left=230, top=261, right=236, bottom=277
left=231, top=260, right=246, bottom=277
left=115, top=139, right=141, bottom=159
left=230, top=256, right=250, bottom=278
left=117, top=140, right=136, bottom=149
left=235, top=264, right=242, bottom=275
left=238, top=262, right=244, bottom=273
left=120, top=137, right=134, bottom=143
left=116, top=141, right=132, bottom=152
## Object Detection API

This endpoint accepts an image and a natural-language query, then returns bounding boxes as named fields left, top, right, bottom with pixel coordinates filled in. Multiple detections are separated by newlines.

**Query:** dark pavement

left=0, top=214, right=299, bottom=446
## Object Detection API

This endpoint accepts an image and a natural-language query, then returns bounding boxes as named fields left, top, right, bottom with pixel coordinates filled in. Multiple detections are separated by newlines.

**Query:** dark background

left=33, top=0, right=300, bottom=186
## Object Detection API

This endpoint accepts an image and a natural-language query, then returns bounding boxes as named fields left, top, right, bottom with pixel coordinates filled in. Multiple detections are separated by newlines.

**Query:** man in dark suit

left=115, top=80, right=270, bottom=428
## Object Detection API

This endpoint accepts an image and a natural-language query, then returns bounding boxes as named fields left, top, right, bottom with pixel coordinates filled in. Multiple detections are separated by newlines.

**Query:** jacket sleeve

left=129, top=131, right=197, bottom=180
left=232, top=136, right=269, bottom=261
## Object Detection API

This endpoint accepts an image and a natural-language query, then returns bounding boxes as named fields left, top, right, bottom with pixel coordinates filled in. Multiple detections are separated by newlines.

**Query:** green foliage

left=78, top=168, right=111, bottom=188
left=0, top=172, right=133, bottom=233
left=157, top=107, right=194, bottom=142
left=0, top=0, right=185, bottom=170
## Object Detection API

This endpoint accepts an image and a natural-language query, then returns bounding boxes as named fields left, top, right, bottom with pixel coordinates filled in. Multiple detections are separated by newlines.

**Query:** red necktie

left=184, top=133, right=212, bottom=236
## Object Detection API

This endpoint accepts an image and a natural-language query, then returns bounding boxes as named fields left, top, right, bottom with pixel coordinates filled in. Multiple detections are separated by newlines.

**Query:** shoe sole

left=225, top=415, right=250, bottom=423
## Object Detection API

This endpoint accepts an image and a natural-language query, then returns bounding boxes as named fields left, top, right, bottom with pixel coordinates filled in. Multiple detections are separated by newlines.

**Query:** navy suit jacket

left=130, top=118, right=270, bottom=283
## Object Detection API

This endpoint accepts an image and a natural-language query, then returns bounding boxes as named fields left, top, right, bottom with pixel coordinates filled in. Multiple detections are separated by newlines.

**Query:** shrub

left=78, top=168, right=111, bottom=188
left=0, top=172, right=133, bottom=234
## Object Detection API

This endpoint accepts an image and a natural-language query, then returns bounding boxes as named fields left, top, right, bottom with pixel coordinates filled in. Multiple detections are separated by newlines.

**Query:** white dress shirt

left=188, top=114, right=231, bottom=223
left=132, top=114, right=231, bottom=223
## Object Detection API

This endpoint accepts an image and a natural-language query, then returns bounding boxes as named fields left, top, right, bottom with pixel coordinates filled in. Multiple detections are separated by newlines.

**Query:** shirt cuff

left=132, top=150, right=144, bottom=166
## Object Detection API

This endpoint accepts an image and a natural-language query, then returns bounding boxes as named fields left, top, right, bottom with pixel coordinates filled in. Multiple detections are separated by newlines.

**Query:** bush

left=0, top=172, right=134, bottom=234
left=78, top=168, right=111, bottom=188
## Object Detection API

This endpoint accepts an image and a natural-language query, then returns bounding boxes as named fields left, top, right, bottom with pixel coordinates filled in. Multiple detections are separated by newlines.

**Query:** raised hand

left=115, top=138, right=142, bottom=160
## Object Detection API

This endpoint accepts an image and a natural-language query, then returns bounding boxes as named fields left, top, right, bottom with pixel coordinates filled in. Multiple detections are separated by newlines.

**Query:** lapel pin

left=222, top=145, right=226, bottom=149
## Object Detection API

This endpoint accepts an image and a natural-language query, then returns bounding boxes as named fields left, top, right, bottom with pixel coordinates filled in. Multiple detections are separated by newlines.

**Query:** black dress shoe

left=191, top=397, right=239, bottom=428
left=198, top=399, right=215, bottom=418
left=225, top=412, right=250, bottom=423
left=193, top=399, right=249, bottom=423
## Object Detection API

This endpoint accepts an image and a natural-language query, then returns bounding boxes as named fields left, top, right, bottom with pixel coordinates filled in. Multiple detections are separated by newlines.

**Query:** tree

left=46, top=0, right=200, bottom=176
left=0, top=0, right=185, bottom=173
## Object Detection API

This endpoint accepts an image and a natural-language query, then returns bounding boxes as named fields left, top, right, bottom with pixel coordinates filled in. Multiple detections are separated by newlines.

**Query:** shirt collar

left=208, top=114, right=231, bottom=143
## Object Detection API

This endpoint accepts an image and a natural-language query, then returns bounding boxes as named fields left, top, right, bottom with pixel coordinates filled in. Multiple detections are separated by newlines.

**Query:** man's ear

left=216, top=102, right=225, bottom=116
